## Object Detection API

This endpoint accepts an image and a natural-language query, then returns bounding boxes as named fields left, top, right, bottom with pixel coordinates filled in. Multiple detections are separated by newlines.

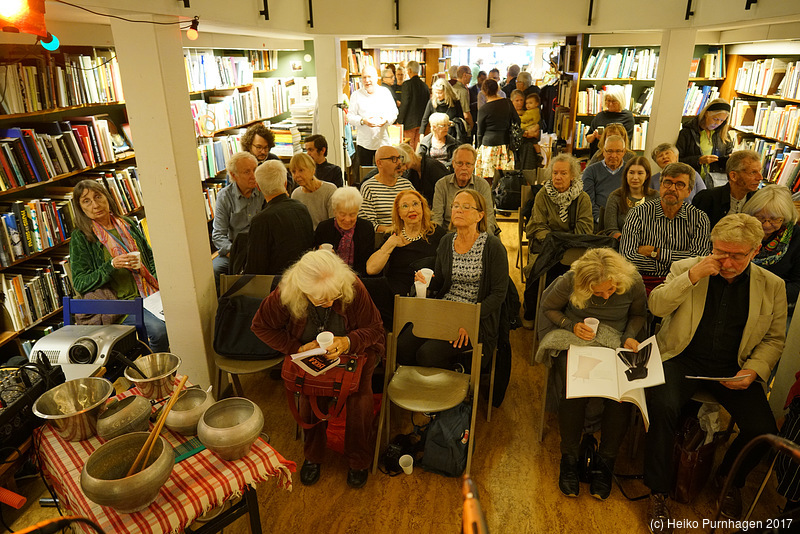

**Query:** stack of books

left=1, top=256, right=74, bottom=332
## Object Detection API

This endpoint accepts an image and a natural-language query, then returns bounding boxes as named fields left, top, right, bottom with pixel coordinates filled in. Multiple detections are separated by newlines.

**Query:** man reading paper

left=644, top=213, right=787, bottom=534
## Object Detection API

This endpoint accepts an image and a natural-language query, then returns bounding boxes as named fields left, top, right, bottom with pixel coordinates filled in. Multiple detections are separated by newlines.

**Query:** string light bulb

left=186, top=17, right=199, bottom=40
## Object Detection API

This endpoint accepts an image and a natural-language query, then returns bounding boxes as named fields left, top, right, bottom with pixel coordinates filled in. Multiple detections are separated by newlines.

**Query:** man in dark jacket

left=397, top=60, right=430, bottom=150
left=245, top=160, right=313, bottom=275
left=692, top=149, right=762, bottom=228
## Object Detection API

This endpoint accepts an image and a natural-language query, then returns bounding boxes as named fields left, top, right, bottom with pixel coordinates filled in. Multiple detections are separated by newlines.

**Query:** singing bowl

left=32, top=377, right=114, bottom=441
left=164, top=388, right=214, bottom=436
left=197, top=398, right=264, bottom=461
left=81, top=432, right=174, bottom=513
left=97, top=395, right=152, bottom=440
left=123, top=353, right=182, bottom=399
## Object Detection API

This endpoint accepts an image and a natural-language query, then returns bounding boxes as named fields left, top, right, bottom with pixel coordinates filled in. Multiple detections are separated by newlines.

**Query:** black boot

left=559, top=454, right=580, bottom=497
left=589, top=456, right=614, bottom=500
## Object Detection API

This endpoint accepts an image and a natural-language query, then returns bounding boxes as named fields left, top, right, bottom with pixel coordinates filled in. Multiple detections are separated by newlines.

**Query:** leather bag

left=213, top=275, right=280, bottom=360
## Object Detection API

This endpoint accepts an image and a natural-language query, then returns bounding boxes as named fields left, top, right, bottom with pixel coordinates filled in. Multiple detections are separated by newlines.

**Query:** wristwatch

left=650, top=248, right=659, bottom=259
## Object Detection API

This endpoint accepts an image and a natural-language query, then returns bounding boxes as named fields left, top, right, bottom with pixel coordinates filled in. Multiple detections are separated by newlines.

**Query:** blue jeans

left=123, top=309, right=170, bottom=353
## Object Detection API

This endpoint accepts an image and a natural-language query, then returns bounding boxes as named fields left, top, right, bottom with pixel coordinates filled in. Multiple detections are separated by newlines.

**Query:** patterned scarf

left=544, top=177, right=585, bottom=223
left=92, top=215, right=159, bottom=298
left=754, top=222, right=793, bottom=267
left=334, top=219, right=355, bottom=266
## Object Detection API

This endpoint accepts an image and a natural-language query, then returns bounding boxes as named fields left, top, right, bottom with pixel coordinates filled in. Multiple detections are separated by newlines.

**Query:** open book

left=566, top=336, right=664, bottom=430
left=290, top=347, right=339, bottom=377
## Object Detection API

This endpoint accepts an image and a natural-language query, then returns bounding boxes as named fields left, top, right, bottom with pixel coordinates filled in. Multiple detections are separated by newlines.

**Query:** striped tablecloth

left=35, top=378, right=296, bottom=534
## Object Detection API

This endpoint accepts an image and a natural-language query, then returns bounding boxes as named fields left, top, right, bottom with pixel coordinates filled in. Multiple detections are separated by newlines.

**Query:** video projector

left=29, top=325, right=140, bottom=375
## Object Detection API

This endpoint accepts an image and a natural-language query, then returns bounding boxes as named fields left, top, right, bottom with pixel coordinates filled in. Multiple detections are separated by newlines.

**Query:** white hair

left=255, top=160, right=287, bottom=196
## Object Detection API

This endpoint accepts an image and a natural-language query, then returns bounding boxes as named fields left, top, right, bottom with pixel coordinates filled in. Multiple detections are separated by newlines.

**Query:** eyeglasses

left=451, top=203, right=479, bottom=212
left=307, top=292, right=342, bottom=306
left=755, top=215, right=784, bottom=226
left=251, top=143, right=270, bottom=152
left=399, top=201, right=421, bottom=210
left=712, top=249, right=753, bottom=262
left=453, top=160, right=475, bottom=167
left=661, top=179, right=688, bottom=190
left=603, top=149, right=625, bottom=155
left=379, top=156, right=402, bottom=163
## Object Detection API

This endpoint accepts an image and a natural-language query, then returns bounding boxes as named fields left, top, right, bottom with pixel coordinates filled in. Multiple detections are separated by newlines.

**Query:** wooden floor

left=7, top=220, right=788, bottom=533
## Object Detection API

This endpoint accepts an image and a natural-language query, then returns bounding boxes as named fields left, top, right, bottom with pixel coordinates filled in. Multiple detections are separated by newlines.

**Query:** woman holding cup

left=534, top=248, right=647, bottom=500
left=396, top=189, right=508, bottom=371
left=252, top=250, right=384, bottom=489
left=69, top=179, right=168, bottom=352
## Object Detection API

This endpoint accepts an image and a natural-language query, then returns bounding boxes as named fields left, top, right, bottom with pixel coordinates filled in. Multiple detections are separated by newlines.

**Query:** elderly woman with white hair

left=586, top=88, right=634, bottom=149
left=743, top=184, right=800, bottom=308
left=515, top=70, right=539, bottom=97
left=252, top=250, right=385, bottom=489
left=417, top=112, right=458, bottom=168
left=289, top=152, right=335, bottom=229
left=313, top=186, right=375, bottom=277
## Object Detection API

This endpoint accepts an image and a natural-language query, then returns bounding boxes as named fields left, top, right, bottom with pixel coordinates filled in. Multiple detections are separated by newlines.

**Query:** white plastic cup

left=399, top=454, right=413, bottom=475
left=419, top=268, right=433, bottom=285
left=584, top=317, right=599, bottom=334
left=320, top=243, right=333, bottom=252
left=316, top=331, right=334, bottom=351
left=414, top=281, right=427, bottom=298
left=129, top=251, right=141, bottom=270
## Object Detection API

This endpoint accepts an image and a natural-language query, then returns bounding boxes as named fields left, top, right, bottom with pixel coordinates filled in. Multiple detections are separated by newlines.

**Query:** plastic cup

left=320, top=244, right=333, bottom=252
left=129, top=251, right=141, bottom=269
left=584, top=317, right=599, bottom=334
left=419, top=268, right=433, bottom=285
left=316, top=331, right=334, bottom=351
left=399, top=454, right=413, bottom=475
left=414, top=281, right=427, bottom=298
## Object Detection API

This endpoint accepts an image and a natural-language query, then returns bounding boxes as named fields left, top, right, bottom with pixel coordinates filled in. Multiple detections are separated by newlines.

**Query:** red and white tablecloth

left=35, top=377, right=296, bottom=534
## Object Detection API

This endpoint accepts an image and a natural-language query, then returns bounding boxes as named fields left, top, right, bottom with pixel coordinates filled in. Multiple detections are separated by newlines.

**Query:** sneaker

left=648, top=493, right=673, bottom=534
left=589, top=457, right=614, bottom=500
left=558, top=454, right=580, bottom=497
left=715, top=475, right=743, bottom=519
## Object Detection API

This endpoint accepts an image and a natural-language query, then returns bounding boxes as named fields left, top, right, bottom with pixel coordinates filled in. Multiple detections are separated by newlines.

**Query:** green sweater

left=69, top=217, right=157, bottom=297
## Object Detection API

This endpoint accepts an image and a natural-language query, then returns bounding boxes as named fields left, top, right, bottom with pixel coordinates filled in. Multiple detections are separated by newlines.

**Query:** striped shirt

left=358, top=176, right=415, bottom=230
left=620, top=199, right=712, bottom=276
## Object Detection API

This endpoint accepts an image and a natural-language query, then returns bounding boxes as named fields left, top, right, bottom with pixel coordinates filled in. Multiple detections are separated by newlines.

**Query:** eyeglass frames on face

left=399, top=201, right=421, bottom=210
left=661, top=179, right=688, bottom=190
left=451, top=203, right=479, bottom=212
left=379, top=156, right=402, bottom=163
left=712, top=249, right=753, bottom=262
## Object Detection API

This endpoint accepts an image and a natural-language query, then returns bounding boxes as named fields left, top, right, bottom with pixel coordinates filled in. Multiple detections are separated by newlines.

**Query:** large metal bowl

left=97, top=395, right=152, bottom=440
left=197, top=398, right=263, bottom=461
left=81, top=432, right=174, bottom=513
left=164, top=388, right=214, bottom=436
left=32, top=377, right=114, bottom=441
left=123, top=353, right=181, bottom=399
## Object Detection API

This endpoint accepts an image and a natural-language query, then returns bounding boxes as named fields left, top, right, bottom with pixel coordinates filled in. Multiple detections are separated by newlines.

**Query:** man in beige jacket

left=644, top=214, right=787, bottom=534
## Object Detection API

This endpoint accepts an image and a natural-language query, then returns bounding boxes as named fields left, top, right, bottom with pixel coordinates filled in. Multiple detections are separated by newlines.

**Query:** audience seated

left=396, top=143, right=449, bottom=208
left=396, top=189, right=508, bottom=371
left=582, top=134, right=627, bottom=225
left=649, top=143, right=705, bottom=202
left=742, top=184, right=800, bottom=310
left=692, top=149, right=762, bottom=228
left=584, top=88, right=635, bottom=154
left=358, top=145, right=415, bottom=235
left=417, top=112, right=458, bottom=168
left=304, top=134, right=344, bottom=187
left=535, top=249, right=647, bottom=500
left=314, top=186, right=374, bottom=277
left=290, top=153, right=336, bottom=229
left=645, top=214, right=786, bottom=531
left=245, top=160, right=314, bottom=275
left=676, top=98, right=734, bottom=190
left=619, top=162, right=711, bottom=293
left=603, top=157, right=659, bottom=239
left=586, top=123, right=635, bottom=166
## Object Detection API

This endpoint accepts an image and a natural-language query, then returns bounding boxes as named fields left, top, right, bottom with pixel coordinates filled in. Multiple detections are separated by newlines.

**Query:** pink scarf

left=334, top=219, right=355, bottom=266
left=92, top=216, right=159, bottom=298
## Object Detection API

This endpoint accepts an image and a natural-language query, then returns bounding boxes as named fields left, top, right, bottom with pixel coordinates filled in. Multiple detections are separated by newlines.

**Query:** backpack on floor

left=420, top=402, right=472, bottom=477
left=493, top=170, right=525, bottom=211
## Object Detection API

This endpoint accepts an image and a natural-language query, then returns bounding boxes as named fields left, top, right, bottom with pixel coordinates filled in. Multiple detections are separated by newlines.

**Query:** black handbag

left=213, top=275, right=281, bottom=360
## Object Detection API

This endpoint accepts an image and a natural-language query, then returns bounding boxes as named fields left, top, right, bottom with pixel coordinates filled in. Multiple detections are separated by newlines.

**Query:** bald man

left=358, top=145, right=415, bottom=234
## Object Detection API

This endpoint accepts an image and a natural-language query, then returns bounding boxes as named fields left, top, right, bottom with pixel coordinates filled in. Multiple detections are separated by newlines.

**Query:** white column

left=647, top=29, right=697, bottom=163
left=109, top=17, right=215, bottom=387
left=313, top=36, right=345, bottom=169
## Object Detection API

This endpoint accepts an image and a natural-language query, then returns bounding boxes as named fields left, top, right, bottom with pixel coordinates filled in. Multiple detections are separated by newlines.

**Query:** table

left=34, top=378, right=296, bottom=534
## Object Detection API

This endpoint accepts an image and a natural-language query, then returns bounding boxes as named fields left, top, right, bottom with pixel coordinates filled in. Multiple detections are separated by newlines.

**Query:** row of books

left=731, top=98, right=800, bottom=148
left=0, top=50, right=125, bottom=115
left=553, top=108, right=572, bottom=145
left=557, top=78, right=575, bottom=108
left=1, top=258, right=74, bottom=332
left=197, top=133, right=241, bottom=180
left=765, top=148, right=800, bottom=190
left=379, top=50, right=425, bottom=63
left=683, top=83, right=721, bottom=116
left=184, top=50, right=254, bottom=92
left=346, top=48, right=375, bottom=75
left=247, top=50, right=279, bottom=72
left=0, top=198, right=74, bottom=267
left=689, top=48, right=725, bottom=79
left=577, top=84, right=634, bottom=114
left=190, top=79, right=288, bottom=136
left=0, top=116, right=131, bottom=191
left=734, top=58, right=796, bottom=98
left=582, top=48, right=659, bottom=80
left=203, top=183, right=225, bottom=221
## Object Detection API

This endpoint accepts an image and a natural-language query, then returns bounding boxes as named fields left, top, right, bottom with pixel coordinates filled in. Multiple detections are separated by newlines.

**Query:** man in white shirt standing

left=348, top=65, right=398, bottom=174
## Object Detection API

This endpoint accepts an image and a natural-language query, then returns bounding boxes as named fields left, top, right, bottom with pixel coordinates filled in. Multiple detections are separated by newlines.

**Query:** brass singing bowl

left=32, top=377, right=114, bottom=441
left=197, top=398, right=264, bottom=461
left=123, top=353, right=181, bottom=399
left=164, top=388, right=214, bottom=436
left=97, top=395, right=152, bottom=440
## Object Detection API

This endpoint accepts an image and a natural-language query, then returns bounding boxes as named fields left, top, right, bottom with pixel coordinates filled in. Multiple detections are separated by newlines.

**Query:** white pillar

left=313, top=36, right=345, bottom=169
left=647, top=29, right=697, bottom=163
left=109, top=17, right=215, bottom=387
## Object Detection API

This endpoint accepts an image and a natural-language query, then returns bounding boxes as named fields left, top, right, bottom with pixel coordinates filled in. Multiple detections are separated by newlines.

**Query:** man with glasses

left=358, top=145, right=415, bottom=234
left=693, top=149, right=762, bottom=228
left=241, top=123, right=294, bottom=191
left=620, top=162, right=711, bottom=293
left=582, top=135, right=627, bottom=225
left=644, top=213, right=786, bottom=533
left=432, top=144, right=497, bottom=235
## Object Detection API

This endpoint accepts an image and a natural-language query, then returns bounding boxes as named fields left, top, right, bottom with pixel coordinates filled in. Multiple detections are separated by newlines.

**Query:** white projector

left=29, top=325, right=139, bottom=366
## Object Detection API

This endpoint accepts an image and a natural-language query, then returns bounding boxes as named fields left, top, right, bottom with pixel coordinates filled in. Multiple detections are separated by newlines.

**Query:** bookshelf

left=554, top=35, right=583, bottom=154
left=378, top=48, right=440, bottom=87
left=341, top=41, right=378, bottom=96
left=0, top=44, right=145, bottom=352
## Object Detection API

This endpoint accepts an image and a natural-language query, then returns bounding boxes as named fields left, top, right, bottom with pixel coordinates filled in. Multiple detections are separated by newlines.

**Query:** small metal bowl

left=197, top=398, right=264, bottom=461
left=81, top=431, right=174, bottom=513
left=123, top=353, right=181, bottom=399
left=97, top=395, right=152, bottom=440
left=32, top=377, right=114, bottom=441
left=164, top=388, right=214, bottom=436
